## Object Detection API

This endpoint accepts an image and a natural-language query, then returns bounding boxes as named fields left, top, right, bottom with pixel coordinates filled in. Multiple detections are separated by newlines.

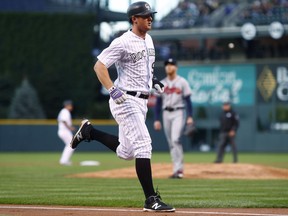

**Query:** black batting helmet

left=127, top=1, right=157, bottom=20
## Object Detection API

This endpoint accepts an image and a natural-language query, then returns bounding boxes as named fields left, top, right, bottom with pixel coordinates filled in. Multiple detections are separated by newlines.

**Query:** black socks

left=90, top=128, right=119, bottom=152
left=89, top=127, right=155, bottom=199
left=135, top=158, right=155, bottom=199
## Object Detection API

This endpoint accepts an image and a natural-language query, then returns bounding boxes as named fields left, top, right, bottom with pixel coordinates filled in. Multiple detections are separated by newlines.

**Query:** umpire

left=214, top=101, right=240, bottom=163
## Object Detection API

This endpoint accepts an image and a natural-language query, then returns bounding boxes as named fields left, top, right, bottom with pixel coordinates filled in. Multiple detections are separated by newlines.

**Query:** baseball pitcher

left=154, top=58, right=193, bottom=179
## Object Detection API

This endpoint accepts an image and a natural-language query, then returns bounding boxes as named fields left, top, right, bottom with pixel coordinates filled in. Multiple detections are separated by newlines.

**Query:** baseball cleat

left=169, top=170, right=183, bottom=179
left=70, top=119, right=92, bottom=149
left=143, top=192, right=175, bottom=212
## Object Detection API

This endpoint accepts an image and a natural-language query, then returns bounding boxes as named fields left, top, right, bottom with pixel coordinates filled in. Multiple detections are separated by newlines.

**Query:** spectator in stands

left=155, top=0, right=224, bottom=29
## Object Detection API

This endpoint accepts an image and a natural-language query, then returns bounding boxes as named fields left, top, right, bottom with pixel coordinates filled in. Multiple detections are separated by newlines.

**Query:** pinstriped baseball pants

left=109, top=95, right=152, bottom=160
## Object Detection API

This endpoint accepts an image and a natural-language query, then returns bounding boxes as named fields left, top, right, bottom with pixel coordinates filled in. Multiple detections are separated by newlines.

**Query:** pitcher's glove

left=183, top=123, right=197, bottom=137
left=108, top=86, right=127, bottom=104
left=152, top=76, right=164, bottom=94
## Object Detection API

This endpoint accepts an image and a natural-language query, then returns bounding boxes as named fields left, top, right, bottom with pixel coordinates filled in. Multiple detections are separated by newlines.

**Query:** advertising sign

left=257, top=64, right=288, bottom=103
left=178, top=64, right=256, bottom=106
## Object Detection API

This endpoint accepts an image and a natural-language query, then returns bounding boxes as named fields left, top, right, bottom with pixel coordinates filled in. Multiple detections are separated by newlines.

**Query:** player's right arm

left=94, top=60, right=127, bottom=104
left=94, top=37, right=123, bottom=90
left=94, top=37, right=127, bottom=104
left=94, top=60, right=114, bottom=90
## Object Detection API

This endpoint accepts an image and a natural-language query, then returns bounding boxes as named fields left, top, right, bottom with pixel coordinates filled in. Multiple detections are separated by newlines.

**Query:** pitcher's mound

left=71, top=163, right=288, bottom=179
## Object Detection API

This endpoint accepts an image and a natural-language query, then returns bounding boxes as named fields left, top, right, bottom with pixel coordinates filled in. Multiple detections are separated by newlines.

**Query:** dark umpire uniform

left=214, top=101, right=240, bottom=163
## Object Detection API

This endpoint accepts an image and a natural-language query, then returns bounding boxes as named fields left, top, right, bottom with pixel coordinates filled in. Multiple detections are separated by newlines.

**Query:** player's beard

left=141, top=22, right=152, bottom=32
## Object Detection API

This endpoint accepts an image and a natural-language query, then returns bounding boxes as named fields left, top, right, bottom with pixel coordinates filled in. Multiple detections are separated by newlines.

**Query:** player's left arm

left=183, top=79, right=193, bottom=125
left=152, top=76, right=164, bottom=93
left=184, top=95, right=193, bottom=125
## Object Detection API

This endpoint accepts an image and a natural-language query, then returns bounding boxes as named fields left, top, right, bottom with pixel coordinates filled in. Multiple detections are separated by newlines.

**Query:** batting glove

left=108, top=86, right=127, bottom=104
left=152, top=77, right=164, bottom=94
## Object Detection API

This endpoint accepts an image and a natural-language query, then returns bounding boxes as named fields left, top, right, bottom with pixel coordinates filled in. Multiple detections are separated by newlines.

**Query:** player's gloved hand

left=108, top=86, right=127, bottom=104
left=152, top=76, right=164, bottom=94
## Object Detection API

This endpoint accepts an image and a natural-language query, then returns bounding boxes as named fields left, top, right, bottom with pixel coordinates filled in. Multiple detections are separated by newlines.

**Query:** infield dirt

left=1, top=205, right=288, bottom=216
left=71, top=163, right=288, bottom=179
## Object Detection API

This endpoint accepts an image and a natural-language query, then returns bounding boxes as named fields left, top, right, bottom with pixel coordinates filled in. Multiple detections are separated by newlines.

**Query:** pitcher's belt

left=164, top=107, right=184, bottom=112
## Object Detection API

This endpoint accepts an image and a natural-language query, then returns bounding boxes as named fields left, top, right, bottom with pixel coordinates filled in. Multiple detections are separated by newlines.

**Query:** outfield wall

left=0, top=119, right=288, bottom=152
left=0, top=119, right=171, bottom=152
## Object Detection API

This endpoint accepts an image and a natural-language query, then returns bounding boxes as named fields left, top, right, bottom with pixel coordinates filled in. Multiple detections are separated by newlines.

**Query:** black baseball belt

left=126, top=91, right=149, bottom=99
left=164, top=107, right=185, bottom=112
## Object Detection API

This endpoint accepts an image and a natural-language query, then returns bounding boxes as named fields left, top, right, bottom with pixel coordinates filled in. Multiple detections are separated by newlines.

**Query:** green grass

left=0, top=152, right=287, bottom=208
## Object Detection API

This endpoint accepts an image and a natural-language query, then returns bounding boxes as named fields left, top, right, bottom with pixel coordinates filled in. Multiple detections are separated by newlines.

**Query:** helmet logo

left=145, top=3, right=151, bottom=10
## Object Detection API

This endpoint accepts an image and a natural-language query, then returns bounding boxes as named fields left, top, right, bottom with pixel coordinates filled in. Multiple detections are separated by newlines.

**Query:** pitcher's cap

left=222, top=99, right=231, bottom=105
left=164, top=58, right=177, bottom=66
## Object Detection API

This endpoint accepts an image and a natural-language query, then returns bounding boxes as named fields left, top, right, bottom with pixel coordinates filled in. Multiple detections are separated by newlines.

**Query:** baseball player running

left=57, top=100, right=75, bottom=165
left=70, top=1, right=175, bottom=212
left=154, top=58, right=193, bottom=179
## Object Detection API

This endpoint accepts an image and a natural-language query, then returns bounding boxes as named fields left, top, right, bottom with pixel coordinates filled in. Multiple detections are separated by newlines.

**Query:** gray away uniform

left=154, top=75, right=193, bottom=175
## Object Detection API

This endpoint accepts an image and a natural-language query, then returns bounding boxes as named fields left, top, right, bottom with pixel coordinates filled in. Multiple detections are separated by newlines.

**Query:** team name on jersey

left=130, top=48, right=155, bottom=63
left=147, top=48, right=155, bottom=56
left=164, top=87, right=182, bottom=94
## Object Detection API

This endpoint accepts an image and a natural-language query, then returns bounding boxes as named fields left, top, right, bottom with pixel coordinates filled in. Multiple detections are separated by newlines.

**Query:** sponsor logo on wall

left=178, top=64, right=256, bottom=106
left=257, top=66, right=276, bottom=101
left=257, top=65, right=288, bottom=102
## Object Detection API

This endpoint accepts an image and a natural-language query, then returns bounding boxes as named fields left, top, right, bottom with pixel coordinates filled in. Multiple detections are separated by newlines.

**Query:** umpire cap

left=127, top=1, right=157, bottom=18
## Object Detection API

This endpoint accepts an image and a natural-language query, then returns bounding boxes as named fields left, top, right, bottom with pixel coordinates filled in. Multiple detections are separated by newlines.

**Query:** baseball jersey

left=97, top=30, right=155, bottom=93
left=160, top=75, right=192, bottom=109
left=57, top=108, right=72, bottom=132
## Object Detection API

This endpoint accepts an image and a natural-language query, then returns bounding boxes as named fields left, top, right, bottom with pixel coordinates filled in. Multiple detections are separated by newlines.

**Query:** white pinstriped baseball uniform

left=97, top=30, right=155, bottom=160
left=160, top=75, right=192, bottom=173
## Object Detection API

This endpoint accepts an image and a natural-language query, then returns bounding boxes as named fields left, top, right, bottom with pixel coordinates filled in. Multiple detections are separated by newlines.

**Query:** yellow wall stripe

left=0, top=119, right=117, bottom=126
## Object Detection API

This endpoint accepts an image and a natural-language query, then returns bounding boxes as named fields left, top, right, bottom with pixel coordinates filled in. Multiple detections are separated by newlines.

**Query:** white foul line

left=176, top=210, right=288, bottom=216
left=0, top=206, right=287, bottom=216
